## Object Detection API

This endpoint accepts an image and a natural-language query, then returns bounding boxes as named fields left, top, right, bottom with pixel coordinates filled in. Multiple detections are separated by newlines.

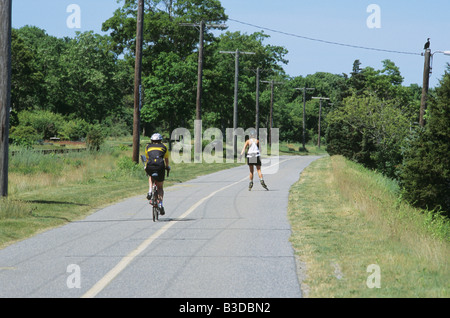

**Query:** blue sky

left=12, top=0, right=450, bottom=88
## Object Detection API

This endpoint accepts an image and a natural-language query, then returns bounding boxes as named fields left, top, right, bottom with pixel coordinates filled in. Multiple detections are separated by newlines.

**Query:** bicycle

left=141, top=155, right=170, bottom=222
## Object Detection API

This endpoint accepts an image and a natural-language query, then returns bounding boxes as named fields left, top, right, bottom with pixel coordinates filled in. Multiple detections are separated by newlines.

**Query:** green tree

left=102, top=0, right=228, bottom=133
left=11, top=29, right=44, bottom=111
left=61, top=31, right=123, bottom=122
left=399, top=66, right=450, bottom=215
left=348, top=59, right=366, bottom=95
left=203, top=31, right=288, bottom=130
left=326, top=91, right=410, bottom=178
left=102, top=0, right=227, bottom=68
left=15, top=26, right=70, bottom=113
left=141, top=51, right=197, bottom=132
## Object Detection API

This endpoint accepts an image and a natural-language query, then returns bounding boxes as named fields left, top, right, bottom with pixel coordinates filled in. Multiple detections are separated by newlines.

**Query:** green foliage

left=9, top=126, right=39, bottom=148
left=12, top=27, right=127, bottom=123
left=86, top=125, right=106, bottom=151
left=141, top=51, right=197, bottom=130
left=102, top=114, right=132, bottom=138
left=326, top=91, right=410, bottom=179
left=61, top=31, right=124, bottom=122
left=203, top=31, right=288, bottom=130
left=399, top=67, right=450, bottom=215
left=59, top=118, right=90, bottom=141
left=16, top=110, right=64, bottom=140
left=10, top=29, right=44, bottom=111
left=325, top=119, right=362, bottom=160
left=116, top=156, right=143, bottom=178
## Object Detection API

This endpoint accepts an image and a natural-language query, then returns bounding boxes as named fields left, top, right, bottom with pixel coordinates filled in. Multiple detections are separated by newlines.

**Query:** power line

left=228, top=18, right=422, bottom=56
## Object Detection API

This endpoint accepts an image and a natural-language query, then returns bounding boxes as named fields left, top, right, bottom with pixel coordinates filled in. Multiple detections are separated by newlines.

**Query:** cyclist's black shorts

left=145, top=166, right=165, bottom=182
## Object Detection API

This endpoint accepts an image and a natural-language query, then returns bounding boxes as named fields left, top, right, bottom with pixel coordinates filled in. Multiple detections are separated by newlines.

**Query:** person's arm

left=240, top=140, right=249, bottom=160
left=164, top=146, right=170, bottom=170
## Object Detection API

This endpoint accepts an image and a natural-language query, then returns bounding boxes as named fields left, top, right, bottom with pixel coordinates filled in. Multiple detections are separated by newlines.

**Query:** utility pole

left=132, top=0, right=144, bottom=164
left=0, top=0, right=12, bottom=197
left=180, top=21, right=226, bottom=161
left=261, top=80, right=283, bottom=145
left=219, top=49, right=255, bottom=155
left=419, top=48, right=431, bottom=127
left=312, top=97, right=330, bottom=148
left=248, top=67, right=270, bottom=139
left=295, top=87, right=315, bottom=150
left=256, top=67, right=261, bottom=137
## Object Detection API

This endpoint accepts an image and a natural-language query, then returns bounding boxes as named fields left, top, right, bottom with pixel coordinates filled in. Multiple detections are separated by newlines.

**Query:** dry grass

left=332, top=157, right=449, bottom=269
left=288, top=155, right=449, bottom=297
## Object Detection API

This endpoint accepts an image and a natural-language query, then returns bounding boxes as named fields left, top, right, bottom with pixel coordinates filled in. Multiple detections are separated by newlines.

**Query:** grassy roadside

left=288, top=155, right=449, bottom=298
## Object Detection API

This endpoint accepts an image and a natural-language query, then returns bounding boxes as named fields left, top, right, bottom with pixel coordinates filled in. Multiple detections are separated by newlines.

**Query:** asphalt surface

left=0, top=155, right=321, bottom=298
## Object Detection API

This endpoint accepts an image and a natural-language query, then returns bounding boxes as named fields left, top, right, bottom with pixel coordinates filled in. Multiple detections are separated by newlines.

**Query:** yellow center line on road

left=81, top=158, right=292, bottom=298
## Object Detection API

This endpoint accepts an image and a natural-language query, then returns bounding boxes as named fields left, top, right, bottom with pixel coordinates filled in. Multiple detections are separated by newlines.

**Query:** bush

left=325, top=92, right=410, bottom=179
left=116, top=156, right=146, bottom=179
left=102, top=115, right=132, bottom=137
left=399, top=69, right=450, bottom=215
left=86, top=124, right=105, bottom=151
left=9, top=125, right=39, bottom=147
left=326, top=120, right=362, bottom=159
left=60, top=118, right=90, bottom=141
left=399, top=129, right=450, bottom=216
left=17, top=110, right=65, bottom=139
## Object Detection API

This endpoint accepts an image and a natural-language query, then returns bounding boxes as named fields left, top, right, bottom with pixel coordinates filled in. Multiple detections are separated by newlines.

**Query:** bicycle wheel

left=153, top=205, right=158, bottom=222
left=152, top=187, right=159, bottom=222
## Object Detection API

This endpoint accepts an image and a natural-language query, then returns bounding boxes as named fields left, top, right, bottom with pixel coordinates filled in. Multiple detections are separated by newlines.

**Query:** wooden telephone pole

left=312, top=97, right=330, bottom=148
left=219, top=49, right=255, bottom=155
left=419, top=49, right=431, bottom=127
left=261, top=80, right=283, bottom=145
left=0, top=0, right=12, bottom=197
left=132, top=0, right=144, bottom=163
left=180, top=21, right=226, bottom=161
left=295, top=87, right=315, bottom=150
left=248, top=67, right=270, bottom=139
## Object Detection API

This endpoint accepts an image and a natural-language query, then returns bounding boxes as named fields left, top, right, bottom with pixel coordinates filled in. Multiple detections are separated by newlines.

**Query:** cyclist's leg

left=155, top=181, right=164, bottom=202
left=147, top=176, right=153, bottom=200
left=155, top=181, right=165, bottom=215
left=155, top=168, right=166, bottom=214
left=145, top=166, right=154, bottom=200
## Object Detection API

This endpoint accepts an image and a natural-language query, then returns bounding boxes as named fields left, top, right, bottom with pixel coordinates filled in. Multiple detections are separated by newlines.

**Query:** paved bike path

left=0, top=155, right=321, bottom=298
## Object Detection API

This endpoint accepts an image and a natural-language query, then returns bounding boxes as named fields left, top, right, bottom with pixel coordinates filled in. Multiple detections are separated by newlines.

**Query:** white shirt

left=247, top=138, right=260, bottom=157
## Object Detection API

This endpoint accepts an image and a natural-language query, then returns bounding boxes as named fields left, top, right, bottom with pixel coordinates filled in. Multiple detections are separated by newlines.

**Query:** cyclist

left=144, top=133, right=170, bottom=215
left=240, top=130, right=269, bottom=191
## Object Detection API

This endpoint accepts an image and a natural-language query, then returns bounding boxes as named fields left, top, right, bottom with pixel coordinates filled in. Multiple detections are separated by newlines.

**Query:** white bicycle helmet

left=151, top=133, right=163, bottom=141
